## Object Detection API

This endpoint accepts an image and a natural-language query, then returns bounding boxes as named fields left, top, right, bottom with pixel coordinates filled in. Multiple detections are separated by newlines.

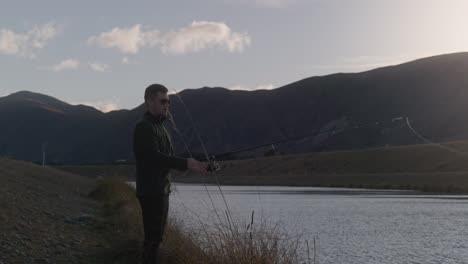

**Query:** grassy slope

left=0, top=158, right=142, bottom=263
left=0, top=158, right=102, bottom=263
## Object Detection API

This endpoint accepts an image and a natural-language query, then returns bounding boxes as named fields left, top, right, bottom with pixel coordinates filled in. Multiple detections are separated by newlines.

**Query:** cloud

left=87, top=24, right=150, bottom=54
left=310, top=54, right=430, bottom=73
left=229, top=84, right=275, bottom=91
left=0, top=90, right=10, bottom=97
left=41, top=59, right=112, bottom=73
left=89, top=62, right=109, bottom=72
left=47, top=59, right=80, bottom=72
left=121, top=56, right=139, bottom=65
left=0, top=22, right=60, bottom=58
left=160, top=21, right=251, bottom=54
left=75, top=98, right=120, bottom=112
left=338, top=55, right=416, bottom=70
left=225, top=0, right=302, bottom=8
left=253, top=0, right=297, bottom=8
left=87, top=21, right=251, bottom=55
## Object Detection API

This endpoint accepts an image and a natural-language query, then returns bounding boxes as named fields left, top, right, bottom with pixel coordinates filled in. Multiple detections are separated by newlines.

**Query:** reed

left=90, top=177, right=311, bottom=264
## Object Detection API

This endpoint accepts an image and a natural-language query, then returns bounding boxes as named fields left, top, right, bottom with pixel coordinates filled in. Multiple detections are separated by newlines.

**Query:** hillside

left=0, top=158, right=103, bottom=262
left=3, top=52, right=468, bottom=164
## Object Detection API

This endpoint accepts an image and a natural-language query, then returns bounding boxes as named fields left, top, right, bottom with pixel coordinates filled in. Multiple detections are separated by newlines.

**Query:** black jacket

left=133, top=112, right=187, bottom=197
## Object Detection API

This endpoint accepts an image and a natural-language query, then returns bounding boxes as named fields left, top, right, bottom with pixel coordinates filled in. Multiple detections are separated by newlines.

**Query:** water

left=135, top=183, right=468, bottom=264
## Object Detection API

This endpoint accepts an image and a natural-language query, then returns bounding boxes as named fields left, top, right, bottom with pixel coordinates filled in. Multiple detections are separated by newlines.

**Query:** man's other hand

left=187, top=158, right=208, bottom=175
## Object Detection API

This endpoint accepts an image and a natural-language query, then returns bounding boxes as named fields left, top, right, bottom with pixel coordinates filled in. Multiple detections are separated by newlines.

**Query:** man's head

left=144, top=84, right=170, bottom=118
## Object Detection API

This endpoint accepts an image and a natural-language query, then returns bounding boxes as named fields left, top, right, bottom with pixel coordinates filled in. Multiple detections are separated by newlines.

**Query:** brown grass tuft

left=89, top=178, right=309, bottom=264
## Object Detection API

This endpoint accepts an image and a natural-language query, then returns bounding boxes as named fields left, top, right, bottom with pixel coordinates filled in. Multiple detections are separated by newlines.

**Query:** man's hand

left=187, top=158, right=208, bottom=175
left=207, top=160, right=221, bottom=172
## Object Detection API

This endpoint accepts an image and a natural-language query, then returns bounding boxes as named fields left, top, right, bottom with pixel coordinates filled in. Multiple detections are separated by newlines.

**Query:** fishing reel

left=207, top=158, right=221, bottom=172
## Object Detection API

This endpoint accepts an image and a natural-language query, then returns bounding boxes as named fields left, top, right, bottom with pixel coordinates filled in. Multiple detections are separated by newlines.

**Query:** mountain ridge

left=3, top=52, right=468, bottom=164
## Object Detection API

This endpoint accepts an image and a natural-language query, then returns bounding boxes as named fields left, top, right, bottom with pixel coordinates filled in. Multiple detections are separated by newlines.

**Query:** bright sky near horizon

left=1, top=0, right=467, bottom=111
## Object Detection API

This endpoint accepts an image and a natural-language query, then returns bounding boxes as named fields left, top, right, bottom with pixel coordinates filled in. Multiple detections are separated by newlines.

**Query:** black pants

left=137, top=194, right=169, bottom=264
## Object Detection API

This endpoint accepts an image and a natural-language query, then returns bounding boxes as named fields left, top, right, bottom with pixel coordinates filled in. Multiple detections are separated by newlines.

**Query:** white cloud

left=121, top=56, right=139, bottom=65
left=89, top=62, right=109, bottom=72
left=0, top=90, right=10, bottom=97
left=46, top=59, right=80, bottom=72
left=339, top=55, right=417, bottom=70
left=229, top=84, right=275, bottom=91
left=225, top=0, right=302, bottom=8
left=87, top=21, right=251, bottom=55
left=87, top=24, right=151, bottom=54
left=74, top=98, right=120, bottom=113
left=0, top=23, right=60, bottom=58
left=160, top=21, right=251, bottom=54
left=310, top=54, right=432, bottom=73
left=253, top=0, right=297, bottom=8
left=41, top=59, right=113, bottom=73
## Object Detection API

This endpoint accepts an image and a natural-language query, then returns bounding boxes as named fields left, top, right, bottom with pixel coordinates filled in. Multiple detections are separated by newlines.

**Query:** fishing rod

left=207, top=116, right=406, bottom=162
left=171, top=89, right=236, bottom=230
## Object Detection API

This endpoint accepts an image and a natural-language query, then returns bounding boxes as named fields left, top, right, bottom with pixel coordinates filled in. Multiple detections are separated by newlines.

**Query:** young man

left=133, top=83, right=207, bottom=264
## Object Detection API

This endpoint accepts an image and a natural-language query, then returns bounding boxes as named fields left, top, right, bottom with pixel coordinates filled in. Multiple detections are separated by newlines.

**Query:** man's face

left=147, top=92, right=170, bottom=117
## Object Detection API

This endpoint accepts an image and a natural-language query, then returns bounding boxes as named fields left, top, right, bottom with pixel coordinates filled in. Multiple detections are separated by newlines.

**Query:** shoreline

left=56, top=141, right=468, bottom=194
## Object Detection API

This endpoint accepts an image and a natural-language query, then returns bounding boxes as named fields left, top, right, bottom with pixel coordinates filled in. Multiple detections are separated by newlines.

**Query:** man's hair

left=144, top=84, right=168, bottom=103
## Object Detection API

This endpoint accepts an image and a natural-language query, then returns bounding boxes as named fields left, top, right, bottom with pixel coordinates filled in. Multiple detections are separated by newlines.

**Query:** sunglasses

left=160, top=99, right=170, bottom=105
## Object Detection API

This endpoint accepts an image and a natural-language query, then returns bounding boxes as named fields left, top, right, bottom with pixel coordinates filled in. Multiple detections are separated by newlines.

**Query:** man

left=133, top=83, right=207, bottom=264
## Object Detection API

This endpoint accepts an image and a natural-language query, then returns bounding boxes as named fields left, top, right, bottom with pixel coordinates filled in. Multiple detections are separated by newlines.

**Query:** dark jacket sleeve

left=134, top=122, right=188, bottom=171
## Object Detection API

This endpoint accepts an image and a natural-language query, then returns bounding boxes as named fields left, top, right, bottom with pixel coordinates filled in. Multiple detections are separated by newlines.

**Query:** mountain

left=2, top=52, right=468, bottom=164
left=0, top=91, right=131, bottom=163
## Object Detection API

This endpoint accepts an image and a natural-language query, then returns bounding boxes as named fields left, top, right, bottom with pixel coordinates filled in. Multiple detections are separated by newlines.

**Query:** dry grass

left=163, top=213, right=308, bottom=264
left=87, top=176, right=144, bottom=264
left=90, top=177, right=309, bottom=264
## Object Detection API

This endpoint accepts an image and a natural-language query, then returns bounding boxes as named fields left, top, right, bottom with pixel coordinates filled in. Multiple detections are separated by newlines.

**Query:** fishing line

left=209, top=117, right=407, bottom=160
left=405, top=117, right=468, bottom=157
left=170, top=89, right=236, bottom=229
left=167, top=110, right=225, bottom=224
left=168, top=91, right=423, bottom=235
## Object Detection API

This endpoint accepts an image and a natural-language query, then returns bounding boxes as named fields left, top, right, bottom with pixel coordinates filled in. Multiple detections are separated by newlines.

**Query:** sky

left=1, top=0, right=468, bottom=111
